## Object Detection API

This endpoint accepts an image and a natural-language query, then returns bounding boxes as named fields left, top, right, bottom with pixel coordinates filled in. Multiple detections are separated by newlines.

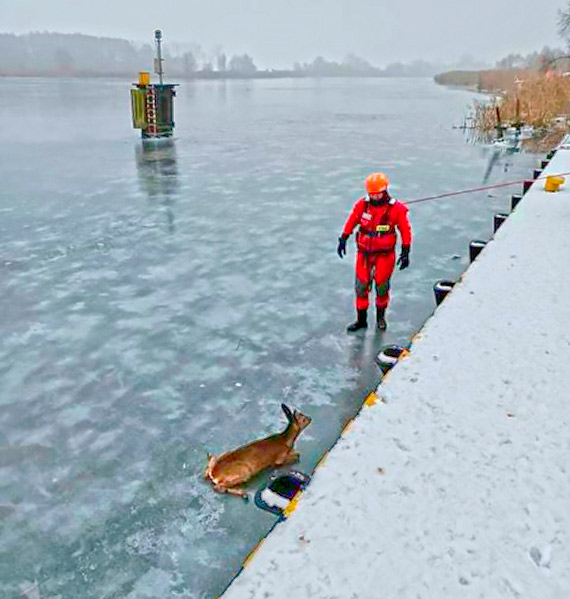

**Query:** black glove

left=337, top=235, right=348, bottom=259
left=397, top=245, right=410, bottom=270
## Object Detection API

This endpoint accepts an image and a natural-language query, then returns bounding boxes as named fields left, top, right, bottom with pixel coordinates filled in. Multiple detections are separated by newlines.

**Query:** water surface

left=0, top=76, right=538, bottom=599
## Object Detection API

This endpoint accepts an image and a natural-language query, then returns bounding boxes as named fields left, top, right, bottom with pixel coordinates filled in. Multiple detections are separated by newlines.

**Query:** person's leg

left=374, top=252, right=396, bottom=330
left=347, top=252, right=371, bottom=332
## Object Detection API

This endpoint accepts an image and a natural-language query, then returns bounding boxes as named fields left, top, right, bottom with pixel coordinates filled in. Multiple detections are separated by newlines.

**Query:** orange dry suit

left=341, top=193, right=412, bottom=310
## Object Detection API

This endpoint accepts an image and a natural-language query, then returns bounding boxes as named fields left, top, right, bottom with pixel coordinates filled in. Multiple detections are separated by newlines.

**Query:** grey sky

left=2, top=0, right=565, bottom=68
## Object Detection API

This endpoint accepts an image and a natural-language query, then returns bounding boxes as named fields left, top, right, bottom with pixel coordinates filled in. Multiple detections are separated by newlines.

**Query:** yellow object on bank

left=545, top=175, right=565, bottom=192
left=138, top=71, right=150, bottom=86
left=364, top=391, right=377, bottom=406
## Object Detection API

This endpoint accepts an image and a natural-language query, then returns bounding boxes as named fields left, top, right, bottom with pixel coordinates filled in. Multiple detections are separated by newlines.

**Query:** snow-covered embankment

left=222, top=145, right=570, bottom=599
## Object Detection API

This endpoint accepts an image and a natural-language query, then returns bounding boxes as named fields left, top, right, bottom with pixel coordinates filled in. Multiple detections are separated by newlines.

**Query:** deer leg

left=226, top=486, right=249, bottom=500
left=204, top=454, right=217, bottom=479
left=283, top=451, right=300, bottom=464
left=214, top=483, right=248, bottom=501
left=275, top=451, right=300, bottom=466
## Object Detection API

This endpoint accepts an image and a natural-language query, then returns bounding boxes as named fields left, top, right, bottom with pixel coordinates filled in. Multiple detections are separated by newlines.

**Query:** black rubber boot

left=376, top=307, right=387, bottom=331
left=347, top=309, right=368, bottom=332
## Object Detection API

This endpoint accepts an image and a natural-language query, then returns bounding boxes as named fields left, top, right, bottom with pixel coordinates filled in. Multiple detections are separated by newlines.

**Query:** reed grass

left=473, top=72, right=570, bottom=140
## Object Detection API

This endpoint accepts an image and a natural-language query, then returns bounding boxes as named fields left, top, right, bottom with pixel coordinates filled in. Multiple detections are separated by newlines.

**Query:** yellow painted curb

left=364, top=391, right=378, bottom=406
left=243, top=537, right=265, bottom=567
left=283, top=491, right=303, bottom=518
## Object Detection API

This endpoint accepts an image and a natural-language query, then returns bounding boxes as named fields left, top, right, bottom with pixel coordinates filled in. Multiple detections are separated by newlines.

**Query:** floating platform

left=131, top=30, right=177, bottom=140
left=131, top=81, right=177, bottom=139
left=221, top=148, right=570, bottom=597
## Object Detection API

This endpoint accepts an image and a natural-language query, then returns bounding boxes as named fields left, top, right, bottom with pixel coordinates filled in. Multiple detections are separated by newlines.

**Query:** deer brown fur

left=204, top=404, right=311, bottom=500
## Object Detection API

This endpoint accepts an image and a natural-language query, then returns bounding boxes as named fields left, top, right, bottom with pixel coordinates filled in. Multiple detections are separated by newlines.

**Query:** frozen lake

left=0, top=76, right=538, bottom=598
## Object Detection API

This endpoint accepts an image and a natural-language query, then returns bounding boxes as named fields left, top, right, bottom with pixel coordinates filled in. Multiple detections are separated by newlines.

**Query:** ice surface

left=0, top=76, right=538, bottom=598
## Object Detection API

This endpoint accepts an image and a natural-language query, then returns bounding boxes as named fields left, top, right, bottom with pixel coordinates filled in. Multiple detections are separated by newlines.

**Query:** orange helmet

left=365, top=172, right=389, bottom=195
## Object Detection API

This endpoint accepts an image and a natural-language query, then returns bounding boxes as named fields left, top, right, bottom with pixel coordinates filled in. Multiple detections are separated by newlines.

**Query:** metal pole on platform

left=154, top=29, right=164, bottom=85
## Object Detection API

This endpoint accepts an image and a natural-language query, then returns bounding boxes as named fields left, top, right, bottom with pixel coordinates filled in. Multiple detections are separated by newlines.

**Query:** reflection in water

left=347, top=332, right=367, bottom=371
left=135, top=139, right=179, bottom=233
left=480, top=146, right=516, bottom=183
left=216, top=80, right=228, bottom=103
left=463, top=126, right=517, bottom=183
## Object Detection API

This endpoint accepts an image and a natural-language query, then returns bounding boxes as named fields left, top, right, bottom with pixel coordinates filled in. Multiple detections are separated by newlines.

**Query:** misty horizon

left=0, top=30, right=501, bottom=75
left=2, top=0, right=565, bottom=70
left=1, top=29, right=566, bottom=81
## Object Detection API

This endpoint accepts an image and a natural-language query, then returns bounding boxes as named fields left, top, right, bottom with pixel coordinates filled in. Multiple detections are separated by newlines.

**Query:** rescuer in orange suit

left=337, top=172, right=412, bottom=332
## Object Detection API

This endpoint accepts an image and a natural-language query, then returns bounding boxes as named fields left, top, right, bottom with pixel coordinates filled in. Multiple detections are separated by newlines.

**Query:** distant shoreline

left=0, top=71, right=433, bottom=81
left=0, top=32, right=490, bottom=84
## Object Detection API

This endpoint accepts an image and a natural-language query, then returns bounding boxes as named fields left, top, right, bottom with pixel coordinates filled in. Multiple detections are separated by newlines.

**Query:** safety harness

left=360, top=198, right=395, bottom=234
left=356, top=198, right=397, bottom=254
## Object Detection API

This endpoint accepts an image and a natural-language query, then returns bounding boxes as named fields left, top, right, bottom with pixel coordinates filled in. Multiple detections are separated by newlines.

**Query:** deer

left=204, top=404, right=311, bottom=500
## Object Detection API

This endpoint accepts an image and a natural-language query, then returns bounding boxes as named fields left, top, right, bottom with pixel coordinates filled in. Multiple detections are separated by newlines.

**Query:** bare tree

left=559, top=4, right=570, bottom=47
left=228, top=54, right=257, bottom=74
left=182, top=51, right=197, bottom=76
left=216, top=52, right=227, bottom=72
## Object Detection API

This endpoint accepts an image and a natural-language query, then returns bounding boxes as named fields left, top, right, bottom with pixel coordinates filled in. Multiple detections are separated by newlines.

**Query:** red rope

left=405, top=171, right=570, bottom=205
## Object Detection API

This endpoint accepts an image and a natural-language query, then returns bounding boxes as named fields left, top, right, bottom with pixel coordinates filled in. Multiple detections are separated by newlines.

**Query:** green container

left=155, top=85, right=175, bottom=131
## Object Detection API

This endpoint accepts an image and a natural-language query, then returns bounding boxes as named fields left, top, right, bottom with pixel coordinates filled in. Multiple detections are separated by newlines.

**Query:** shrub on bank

left=434, top=69, right=531, bottom=92
left=473, top=73, right=570, bottom=138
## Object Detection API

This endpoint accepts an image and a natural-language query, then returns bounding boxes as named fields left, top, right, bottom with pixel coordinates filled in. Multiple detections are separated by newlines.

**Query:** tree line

left=0, top=32, right=259, bottom=77
left=0, top=32, right=479, bottom=79
left=495, top=46, right=569, bottom=71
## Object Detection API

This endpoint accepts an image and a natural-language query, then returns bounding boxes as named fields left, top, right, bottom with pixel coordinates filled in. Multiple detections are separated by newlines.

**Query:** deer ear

left=281, top=404, right=293, bottom=421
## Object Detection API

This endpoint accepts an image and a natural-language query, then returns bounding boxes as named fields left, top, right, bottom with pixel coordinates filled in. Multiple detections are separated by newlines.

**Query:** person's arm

left=341, top=199, right=365, bottom=239
left=396, top=204, right=412, bottom=269
left=337, top=199, right=365, bottom=258
left=396, top=204, right=412, bottom=247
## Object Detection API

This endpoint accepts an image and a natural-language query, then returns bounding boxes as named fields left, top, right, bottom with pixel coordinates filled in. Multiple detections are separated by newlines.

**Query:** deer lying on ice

left=204, top=404, right=311, bottom=500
